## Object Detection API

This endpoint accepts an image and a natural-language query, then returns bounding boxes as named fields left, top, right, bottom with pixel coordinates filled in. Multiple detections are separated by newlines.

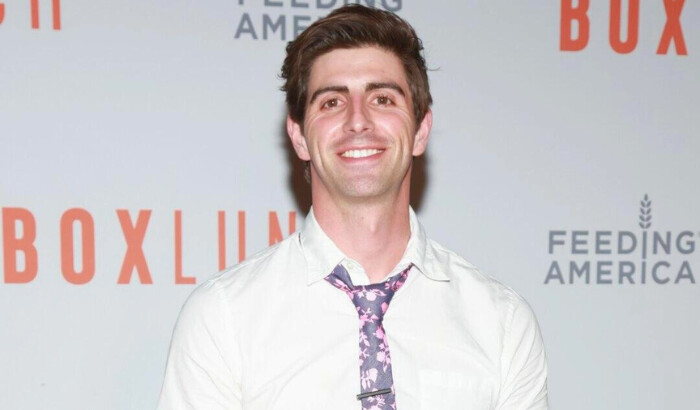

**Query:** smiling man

left=158, top=5, right=548, bottom=410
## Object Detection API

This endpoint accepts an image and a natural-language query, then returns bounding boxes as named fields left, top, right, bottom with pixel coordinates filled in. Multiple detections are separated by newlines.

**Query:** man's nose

left=343, top=98, right=373, bottom=134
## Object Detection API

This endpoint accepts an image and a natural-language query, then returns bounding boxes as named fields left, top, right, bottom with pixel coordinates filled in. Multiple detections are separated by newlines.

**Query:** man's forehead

left=307, top=46, right=408, bottom=93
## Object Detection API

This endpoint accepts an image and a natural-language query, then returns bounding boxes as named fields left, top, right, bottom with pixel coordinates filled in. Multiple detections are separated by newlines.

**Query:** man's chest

left=233, top=285, right=501, bottom=409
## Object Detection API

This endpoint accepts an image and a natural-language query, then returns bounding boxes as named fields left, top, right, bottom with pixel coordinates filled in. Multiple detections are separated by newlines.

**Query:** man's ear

left=287, top=115, right=311, bottom=161
left=412, top=109, right=433, bottom=156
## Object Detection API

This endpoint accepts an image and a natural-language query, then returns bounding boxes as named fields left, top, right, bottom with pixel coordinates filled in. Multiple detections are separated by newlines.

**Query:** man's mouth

left=340, top=149, right=384, bottom=158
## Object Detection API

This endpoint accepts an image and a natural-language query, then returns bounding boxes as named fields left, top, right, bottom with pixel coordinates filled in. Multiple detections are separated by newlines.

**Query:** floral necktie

left=325, top=263, right=411, bottom=409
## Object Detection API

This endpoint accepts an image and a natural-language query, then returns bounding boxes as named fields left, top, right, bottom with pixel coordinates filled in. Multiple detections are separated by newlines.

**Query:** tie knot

left=325, top=263, right=411, bottom=321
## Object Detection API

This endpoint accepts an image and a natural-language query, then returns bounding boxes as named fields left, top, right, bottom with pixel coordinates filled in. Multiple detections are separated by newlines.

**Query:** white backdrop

left=1, top=1, right=699, bottom=409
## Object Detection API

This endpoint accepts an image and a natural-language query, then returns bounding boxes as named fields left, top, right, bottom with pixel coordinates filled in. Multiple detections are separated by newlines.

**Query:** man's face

left=287, top=46, right=432, bottom=205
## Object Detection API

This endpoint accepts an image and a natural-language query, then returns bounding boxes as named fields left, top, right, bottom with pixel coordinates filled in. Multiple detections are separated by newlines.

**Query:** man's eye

left=322, top=98, right=339, bottom=109
left=375, top=95, right=392, bottom=105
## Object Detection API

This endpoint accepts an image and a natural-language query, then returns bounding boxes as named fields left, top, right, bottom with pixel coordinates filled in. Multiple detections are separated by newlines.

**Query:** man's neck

left=313, top=194, right=411, bottom=284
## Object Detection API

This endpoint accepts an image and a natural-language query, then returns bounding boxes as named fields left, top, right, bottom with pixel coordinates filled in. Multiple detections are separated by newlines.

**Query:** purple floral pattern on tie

left=325, top=264, right=411, bottom=410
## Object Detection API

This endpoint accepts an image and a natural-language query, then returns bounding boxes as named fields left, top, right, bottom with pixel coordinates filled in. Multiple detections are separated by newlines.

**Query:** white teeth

left=341, top=149, right=382, bottom=158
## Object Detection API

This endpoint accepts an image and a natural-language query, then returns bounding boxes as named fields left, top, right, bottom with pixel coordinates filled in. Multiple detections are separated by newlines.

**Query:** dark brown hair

left=281, top=4, right=432, bottom=126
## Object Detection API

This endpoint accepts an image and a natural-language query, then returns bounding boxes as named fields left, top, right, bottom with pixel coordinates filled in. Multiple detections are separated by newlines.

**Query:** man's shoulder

left=191, top=233, right=305, bottom=302
left=168, top=234, right=305, bottom=353
left=425, top=238, right=530, bottom=316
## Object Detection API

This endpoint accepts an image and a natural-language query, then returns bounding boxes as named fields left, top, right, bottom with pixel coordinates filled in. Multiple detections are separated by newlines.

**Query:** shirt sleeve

left=495, top=293, right=549, bottom=409
left=157, top=281, right=243, bottom=410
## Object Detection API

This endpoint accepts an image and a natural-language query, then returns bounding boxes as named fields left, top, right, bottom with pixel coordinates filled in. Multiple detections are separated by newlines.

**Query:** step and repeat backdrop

left=1, top=1, right=698, bottom=409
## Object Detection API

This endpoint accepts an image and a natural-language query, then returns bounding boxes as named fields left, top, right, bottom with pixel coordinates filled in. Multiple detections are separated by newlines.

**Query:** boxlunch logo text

left=545, top=195, right=697, bottom=285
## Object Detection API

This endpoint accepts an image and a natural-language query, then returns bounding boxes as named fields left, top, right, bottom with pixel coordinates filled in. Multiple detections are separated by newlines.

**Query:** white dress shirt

left=158, top=208, right=548, bottom=409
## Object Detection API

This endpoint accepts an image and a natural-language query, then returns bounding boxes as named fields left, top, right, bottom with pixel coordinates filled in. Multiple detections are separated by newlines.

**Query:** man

left=158, top=5, right=548, bottom=409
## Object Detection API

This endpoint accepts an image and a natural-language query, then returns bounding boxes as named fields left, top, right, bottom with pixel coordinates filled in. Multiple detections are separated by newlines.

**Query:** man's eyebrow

left=308, top=86, right=349, bottom=105
left=366, top=82, right=405, bottom=96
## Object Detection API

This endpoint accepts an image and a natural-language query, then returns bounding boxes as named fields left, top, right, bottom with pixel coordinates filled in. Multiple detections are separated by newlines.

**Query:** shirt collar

left=299, top=207, right=450, bottom=285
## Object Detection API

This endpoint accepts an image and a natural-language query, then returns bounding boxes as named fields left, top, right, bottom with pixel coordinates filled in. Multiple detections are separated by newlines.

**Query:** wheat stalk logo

left=639, top=194, right=652, bottom=230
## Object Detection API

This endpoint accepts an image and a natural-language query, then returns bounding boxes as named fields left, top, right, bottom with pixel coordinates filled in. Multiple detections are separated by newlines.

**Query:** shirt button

left=347, top=262, right=356, bottom=270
